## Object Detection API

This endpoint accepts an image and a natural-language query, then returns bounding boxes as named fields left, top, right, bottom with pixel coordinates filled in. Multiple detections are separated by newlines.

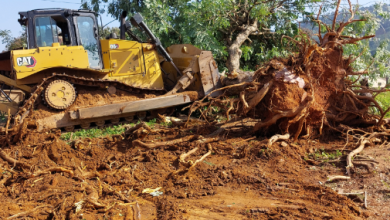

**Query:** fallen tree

left=188, top=0, right=388, bottom=141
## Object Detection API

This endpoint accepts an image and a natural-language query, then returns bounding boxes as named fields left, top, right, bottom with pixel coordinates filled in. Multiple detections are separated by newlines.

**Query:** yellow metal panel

left=12, top=43, right=90, bottom=80
left=100, top=39, right=164, bottom=90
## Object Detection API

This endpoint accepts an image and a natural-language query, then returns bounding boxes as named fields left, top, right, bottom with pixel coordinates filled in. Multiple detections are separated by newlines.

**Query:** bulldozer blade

left=0, top=102, right=19, bottom=115
left=199, top=51, right=223, bottom=97
left=0, top=75, right=32, bottom=93
left=35, top=92, right=197, bottom=131
left=0, top=90, right=25, bottom=103
left=70, top=93, right=195, bottom=120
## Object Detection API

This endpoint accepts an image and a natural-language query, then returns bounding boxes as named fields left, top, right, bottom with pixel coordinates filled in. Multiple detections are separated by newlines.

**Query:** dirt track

left=2, top=123, right=388, bottom=219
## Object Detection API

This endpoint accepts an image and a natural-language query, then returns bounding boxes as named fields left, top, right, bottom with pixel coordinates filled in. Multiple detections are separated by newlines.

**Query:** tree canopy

left=81, top=0, right=319, bottom=73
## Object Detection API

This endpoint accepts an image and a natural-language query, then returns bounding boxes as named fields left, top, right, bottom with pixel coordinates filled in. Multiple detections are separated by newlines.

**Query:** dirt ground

left=1, top=121, right=389, bottom=220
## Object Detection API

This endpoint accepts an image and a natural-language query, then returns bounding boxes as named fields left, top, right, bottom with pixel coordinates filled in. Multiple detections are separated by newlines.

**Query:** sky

left=0, top=0, right=119, bottom=51
left=0, top=0, right=386, bottom=51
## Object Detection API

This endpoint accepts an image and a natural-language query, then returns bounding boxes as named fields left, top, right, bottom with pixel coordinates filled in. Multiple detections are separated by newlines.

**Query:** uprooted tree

left=158, top=0, right=390, bottom=175
left=189, top=0, right=386, bottom=136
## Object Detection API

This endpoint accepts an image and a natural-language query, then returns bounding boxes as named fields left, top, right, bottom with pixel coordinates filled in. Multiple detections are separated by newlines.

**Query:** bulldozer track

left=12, top=73, right=165, bottom=127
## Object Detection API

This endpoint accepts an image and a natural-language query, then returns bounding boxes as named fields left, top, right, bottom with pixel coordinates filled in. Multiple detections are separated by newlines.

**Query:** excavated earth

left=1, top=123, right=390, bottom=220
left=30, top=87, right=158, bottom=120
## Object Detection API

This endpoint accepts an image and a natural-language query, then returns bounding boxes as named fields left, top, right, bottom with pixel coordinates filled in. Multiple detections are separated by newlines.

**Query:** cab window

left=35, top=16, right=71, bottom=47
left=76, top=16, right=100, bottom=68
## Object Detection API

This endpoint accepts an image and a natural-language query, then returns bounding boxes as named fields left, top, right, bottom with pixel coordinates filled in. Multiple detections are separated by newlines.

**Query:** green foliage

left=0, top=111, right=6, bottom=123
left=99, top=26, right=120, bottom=39
left=146, top=118, right=157, bottom=127
left=81, top=0, right=317, bottom=71
left=0, top=28, right=27, bottom=51
left=160, top=121, right=173, bottom=127
left=342, top=4, right=390, bottom=80
left=306, top=149, right=343, bottom=161
left=375, top=91, right=390, bottom=118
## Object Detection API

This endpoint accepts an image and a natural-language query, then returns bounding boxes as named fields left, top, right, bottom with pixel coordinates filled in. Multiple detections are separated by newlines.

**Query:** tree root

left=133, top=135, right=202, bottom=148
left=7, top=205, right=53, bottom=219
left=133, top=202, right=141, bottom=220
left=75, top=185, right=107, bottom=213
left=268, top=133, right=290, bottom=147
left=364, top=191, right=368, bottom=209
left=134, top=117, right=262, bottom=148
left=347, top=132, right=390, bottom=175
left=253, top=95, right=312, bottom=133
left=0, top=150, right=31, bottom=170
left=102, top=182, right=134, bottom=203
left=172, top=143, right=212, bottom=176
left=243, top=80, right=273, bottom=115
left=179, top=147, right=199, bottom=162
left=125, top=122, right=170, bottom=137
left=28, top=167, right=74, bottom=178
left=189, top=144, right=212, bottom=169
left=74, top=167, right=101, bottom=181
left=327, top=175, right=351, bottom=182
left=158, top=114, right=205, bottom=127
left=346, top=138, right=371, bottom=175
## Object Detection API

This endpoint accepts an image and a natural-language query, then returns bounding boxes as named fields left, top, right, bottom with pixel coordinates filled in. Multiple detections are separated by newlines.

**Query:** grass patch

left=0, top=111, right=7, bottom=123
left=60, top=118, right=162, bottom=141
left=60, top=124, right=129, bottom=141
left=160, top=121, right=173, bottom=127
left=146, top=118, right=157, bottom=128
left=305, top=148, right=343, bottom=161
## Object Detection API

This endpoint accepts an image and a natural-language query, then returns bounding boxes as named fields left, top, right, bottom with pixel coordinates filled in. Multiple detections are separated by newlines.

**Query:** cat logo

left=16, top=56, right=36, bottom=68
left=110, top=44, right=119, bottom=49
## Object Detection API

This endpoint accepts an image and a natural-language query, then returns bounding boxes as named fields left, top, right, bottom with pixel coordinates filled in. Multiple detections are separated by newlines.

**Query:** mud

left=0, top=124, right=377, bottom=220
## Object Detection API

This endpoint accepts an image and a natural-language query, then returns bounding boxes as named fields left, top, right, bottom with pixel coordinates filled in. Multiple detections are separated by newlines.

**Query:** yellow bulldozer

left=0, top=9, right=221, bottom=131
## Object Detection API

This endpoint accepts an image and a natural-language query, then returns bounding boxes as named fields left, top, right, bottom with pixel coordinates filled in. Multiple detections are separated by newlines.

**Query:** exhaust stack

left=120, top=11, right=128, bottom=40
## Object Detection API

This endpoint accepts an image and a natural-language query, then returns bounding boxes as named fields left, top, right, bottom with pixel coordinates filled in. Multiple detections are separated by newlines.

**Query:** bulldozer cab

left=18, top=9, right=102, bottom=69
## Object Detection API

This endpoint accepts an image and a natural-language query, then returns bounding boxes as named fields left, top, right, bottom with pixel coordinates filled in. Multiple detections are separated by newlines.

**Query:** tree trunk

left=226, top=19, right=258, bottom=77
